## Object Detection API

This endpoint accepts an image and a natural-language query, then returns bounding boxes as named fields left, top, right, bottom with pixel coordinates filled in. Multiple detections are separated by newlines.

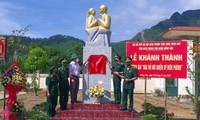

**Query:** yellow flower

left=88, top=86, right=106, bottom=97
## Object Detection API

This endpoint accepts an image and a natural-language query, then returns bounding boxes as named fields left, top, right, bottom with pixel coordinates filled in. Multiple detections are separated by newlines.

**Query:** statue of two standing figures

left=85, top=5, right=111, bottom=47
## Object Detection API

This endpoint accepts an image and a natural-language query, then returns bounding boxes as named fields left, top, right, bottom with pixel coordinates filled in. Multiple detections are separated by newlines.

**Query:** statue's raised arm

left=98, top=5, right=111, bottom=30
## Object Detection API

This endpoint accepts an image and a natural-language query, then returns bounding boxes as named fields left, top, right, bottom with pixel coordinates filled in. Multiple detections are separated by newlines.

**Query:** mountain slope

left=112, top=9, right=200, bottom=58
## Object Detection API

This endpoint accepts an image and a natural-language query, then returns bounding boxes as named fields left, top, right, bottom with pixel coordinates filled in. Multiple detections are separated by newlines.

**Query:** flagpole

left=3, top=58, right=6, bottom=120
left=195, top=37, right=199, bottom=120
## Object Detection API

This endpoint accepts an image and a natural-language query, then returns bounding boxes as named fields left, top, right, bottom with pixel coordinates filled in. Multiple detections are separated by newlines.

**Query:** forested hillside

left=0, top=34, right=84, bottom=73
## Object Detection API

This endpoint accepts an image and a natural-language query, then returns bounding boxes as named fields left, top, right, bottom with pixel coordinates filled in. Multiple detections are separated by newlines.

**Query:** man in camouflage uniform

left=57, top=57, right=69, bottom=110
left=46, top=66, right=58, bottom=117
left=120, top=57, right=137, bottom=112
left=110, top=55, right=124, bottom=104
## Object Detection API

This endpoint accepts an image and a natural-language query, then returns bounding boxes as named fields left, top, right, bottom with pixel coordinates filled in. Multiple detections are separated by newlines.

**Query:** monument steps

left=72, top=103, right=121, bottom=110
left=51, top=117, right=139, bottom=120
left=51, top=104, right=141, bottom=120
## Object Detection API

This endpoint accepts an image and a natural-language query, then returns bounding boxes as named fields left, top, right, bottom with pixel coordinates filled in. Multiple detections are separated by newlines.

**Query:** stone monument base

left=82, top=46, right=112, bottom=104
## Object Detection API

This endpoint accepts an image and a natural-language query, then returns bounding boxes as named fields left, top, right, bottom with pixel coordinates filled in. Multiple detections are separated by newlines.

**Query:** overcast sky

left=0, top=0, right=200, bottom=42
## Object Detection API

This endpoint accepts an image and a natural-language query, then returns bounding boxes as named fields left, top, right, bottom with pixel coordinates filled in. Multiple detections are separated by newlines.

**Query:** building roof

left=161, top=26, right=200, bottom=39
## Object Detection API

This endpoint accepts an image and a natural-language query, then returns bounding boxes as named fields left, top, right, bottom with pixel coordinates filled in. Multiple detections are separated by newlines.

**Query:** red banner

left=126, top=41, right=187, bottom=78
left=0, top=37, right=6, bottom=60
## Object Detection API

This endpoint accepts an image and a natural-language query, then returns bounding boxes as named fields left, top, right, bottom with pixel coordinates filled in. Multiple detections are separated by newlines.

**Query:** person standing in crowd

left=69, top=54, right=85, bottom=104
left=109, top=55, right=124, bottom=104
left=57, top=57, right=69, bottom=110
left=119, top=57, right=137, bottom=112
left=46, top=66, right=58, bottom=117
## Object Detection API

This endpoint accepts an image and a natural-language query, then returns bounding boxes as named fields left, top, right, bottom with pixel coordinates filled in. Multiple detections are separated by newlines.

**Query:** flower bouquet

left=88, top=86, right=106, bottom=104
left=0, top=61, right=27, bottom=120
left=0, top=61, right=26, bottom=88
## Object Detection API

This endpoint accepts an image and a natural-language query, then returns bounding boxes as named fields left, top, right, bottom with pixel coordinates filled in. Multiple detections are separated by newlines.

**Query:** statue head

left=88, top=8, right=96, bottom=16
left=99, top=5, right=107, bottom=14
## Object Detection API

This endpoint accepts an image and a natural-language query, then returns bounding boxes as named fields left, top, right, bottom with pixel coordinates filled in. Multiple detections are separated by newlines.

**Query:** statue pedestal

left=85, top=29, right=111, bottom=47
left=82, top=46, right=112, bottom=104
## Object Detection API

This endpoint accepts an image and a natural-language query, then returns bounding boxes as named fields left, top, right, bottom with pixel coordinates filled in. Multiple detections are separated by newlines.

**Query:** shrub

left=142, top=114, right=156, bottom=120
left=25, top=109, right=40, bottom=119
left=149, top=106, right=165, bottom=119
left=32, top=114, right=50, bottom=120
left=185, top=86, right=200, bottom=113
left=31, top=72, right=39, bottom=96
left=25, top=109, right=49, bottom=120
left=9, top=101, right=26, bottom=120
left=141, top=102, right=172, bottom=119
left=25, top=101, right=48, bottom=119
left=142, top=102, right=153, bottom=111
left=32, top=101, right=47, bottom=112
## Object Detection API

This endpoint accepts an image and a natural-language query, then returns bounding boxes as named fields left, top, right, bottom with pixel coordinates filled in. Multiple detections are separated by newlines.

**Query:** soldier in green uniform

left=109, top=55, right=124, bottom=104
left=57, top=57, right=69, bottom=110
left=46, top=66, right=58, bottom=117
left=119, top=57, right=137, bottom=112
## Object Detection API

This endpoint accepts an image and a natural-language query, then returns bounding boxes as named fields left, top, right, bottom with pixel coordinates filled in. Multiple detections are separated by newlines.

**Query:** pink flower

left=170, top=112, right=174, bottom=116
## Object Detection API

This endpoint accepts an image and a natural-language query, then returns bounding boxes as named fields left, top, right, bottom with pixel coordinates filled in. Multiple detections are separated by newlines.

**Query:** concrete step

left=72, top=103, right=121, bottom=110
left=51, top=116, right=141, bottom=120
left=57, top=110, right=133, bottom=117
left=51, top=104, right=141, bottom=120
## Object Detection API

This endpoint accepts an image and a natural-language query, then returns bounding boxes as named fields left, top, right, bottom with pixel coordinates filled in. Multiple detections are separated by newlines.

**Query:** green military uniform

left=122, top=57, right=137, bottom=111
left=46, top=66, right=58, bottom=117
left=58, top=58, right=69, bottom=110
left=112, top=55, right=124, bottom=104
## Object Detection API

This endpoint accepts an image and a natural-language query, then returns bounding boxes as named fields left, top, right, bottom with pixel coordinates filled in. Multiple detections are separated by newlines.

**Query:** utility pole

left=140, top=31, right=147, bottom=115
left=195, top=37, right=199, bottom=120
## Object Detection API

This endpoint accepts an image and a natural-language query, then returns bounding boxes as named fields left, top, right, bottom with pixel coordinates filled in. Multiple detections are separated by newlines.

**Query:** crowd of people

left=45, top=53, right=137, bottom=117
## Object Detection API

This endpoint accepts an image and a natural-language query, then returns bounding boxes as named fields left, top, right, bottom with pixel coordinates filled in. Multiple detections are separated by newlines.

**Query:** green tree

left=66, top=42, right=84, bottom=63
left=24, top=47, right=47, bottom=95
left=46, top=47, right=61, bottom=69
left=24, top=47, right=47, bottom=72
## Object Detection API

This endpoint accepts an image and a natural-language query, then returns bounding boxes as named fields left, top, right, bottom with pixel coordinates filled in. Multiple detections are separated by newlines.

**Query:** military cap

left=114, top=54, right=122, bottom=60
left=71, top=54, right=78, bottom=60
left=48, top=65, right=55, bottom=72
left=125, top=57, right=132, bottom=62
left=60, top=57, right=67, bottom=63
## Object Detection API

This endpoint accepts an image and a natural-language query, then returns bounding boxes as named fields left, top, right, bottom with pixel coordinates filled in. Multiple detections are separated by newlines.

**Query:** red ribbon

left=3, top=83, right=20, bottom=120
left=6, top=83, right=21, bottom=96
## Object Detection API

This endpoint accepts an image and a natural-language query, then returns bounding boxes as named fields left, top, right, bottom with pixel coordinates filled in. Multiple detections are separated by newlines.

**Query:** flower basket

left=88, top=86, right=106, bottom=104
left=93, top=96, right=102, bottom=104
